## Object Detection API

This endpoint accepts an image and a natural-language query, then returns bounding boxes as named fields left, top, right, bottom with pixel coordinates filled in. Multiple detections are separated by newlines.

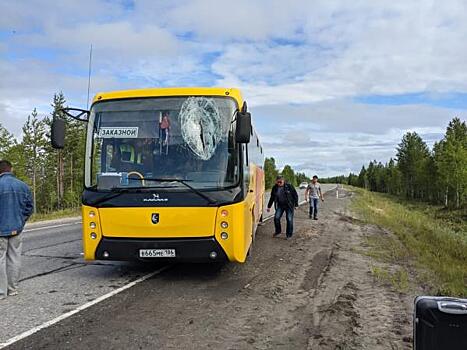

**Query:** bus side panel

left=215, top=163, right=264, bottom=263
left=254, top=164, right=265, bottom=225
left=214, top=201, right=248, bottom=263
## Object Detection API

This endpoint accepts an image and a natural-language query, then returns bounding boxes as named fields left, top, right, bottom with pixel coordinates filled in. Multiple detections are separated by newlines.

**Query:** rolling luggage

left=414, top=296, right=467, bottom=350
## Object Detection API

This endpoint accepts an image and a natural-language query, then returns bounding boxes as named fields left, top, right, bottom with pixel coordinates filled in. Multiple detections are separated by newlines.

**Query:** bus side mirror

left=236, top=112, right=251, bottom=143
left=51, top=118, right=66, bottom=149
left=236, top=102, right=251, bottom=143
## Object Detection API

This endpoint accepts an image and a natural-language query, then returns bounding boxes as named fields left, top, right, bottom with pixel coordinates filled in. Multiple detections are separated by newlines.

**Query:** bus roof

left=92, top=87, right=244, bottom=106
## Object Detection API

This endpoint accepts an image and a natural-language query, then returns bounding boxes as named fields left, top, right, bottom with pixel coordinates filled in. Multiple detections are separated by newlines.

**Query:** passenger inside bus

left=108, top=140, right=151, bottom=174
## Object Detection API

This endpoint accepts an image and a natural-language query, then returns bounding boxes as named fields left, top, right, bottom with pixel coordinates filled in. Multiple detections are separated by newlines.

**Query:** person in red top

left=160, top=111, right=170, bottom=146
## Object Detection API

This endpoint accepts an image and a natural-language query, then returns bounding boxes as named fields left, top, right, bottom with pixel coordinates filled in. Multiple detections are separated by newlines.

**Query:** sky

left=1, top=0, right=467, bottom=177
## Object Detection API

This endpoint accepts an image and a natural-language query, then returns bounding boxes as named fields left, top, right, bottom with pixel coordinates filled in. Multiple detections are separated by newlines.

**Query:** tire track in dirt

left=306, top=192, right=413, bottom=350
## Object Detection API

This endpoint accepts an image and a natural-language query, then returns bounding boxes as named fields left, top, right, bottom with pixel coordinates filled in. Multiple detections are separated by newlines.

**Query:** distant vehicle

left=299, top=182, right=308, bottom=189
left=51, top=87, right=265, bottom=263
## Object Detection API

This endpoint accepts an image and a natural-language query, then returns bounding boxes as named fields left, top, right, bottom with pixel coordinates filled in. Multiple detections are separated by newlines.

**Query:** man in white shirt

left=305, top=175, right=324, bottom=220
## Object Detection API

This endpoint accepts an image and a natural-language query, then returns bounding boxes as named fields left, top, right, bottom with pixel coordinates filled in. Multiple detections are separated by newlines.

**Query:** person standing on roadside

left=0, top=160, right=33, bottom=299
left=267, top=175, right=299, bottom=239
left=305, top=175, right=324, bottom=220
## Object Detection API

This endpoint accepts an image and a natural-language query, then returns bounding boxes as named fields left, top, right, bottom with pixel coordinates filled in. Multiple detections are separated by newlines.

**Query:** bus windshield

left=86, top=96, right=239, bottom=190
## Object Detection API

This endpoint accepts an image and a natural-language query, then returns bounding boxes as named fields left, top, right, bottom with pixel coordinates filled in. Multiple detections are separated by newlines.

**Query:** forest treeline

left=324, top=117, right=467, bottom=209
left=0, top=92, right=85, bottom=214
left=264, top=158, right=309, bottom=189
left=1, top=94, right=464, bottom=213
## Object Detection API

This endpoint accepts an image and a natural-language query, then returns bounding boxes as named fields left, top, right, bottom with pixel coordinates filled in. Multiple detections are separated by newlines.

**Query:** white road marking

left=23, top=222, right=82, bottom=233
left=0, top=265, right=171, bottom=349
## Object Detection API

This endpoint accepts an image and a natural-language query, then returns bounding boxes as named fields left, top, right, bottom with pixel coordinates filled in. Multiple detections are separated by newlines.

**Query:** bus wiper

left=142, top=178, right=218, bottom=205
left=89, top=179, right=217, bottom=205
left=88, top=187, right=147, bottom=206
left=87, top=190, right=122, bottom=206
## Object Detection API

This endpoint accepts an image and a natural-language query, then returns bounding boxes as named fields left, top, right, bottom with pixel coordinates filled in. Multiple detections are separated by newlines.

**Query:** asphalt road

left=0, top=185, right=335, bottom=347
left=0, top=220, right=159, bottom=346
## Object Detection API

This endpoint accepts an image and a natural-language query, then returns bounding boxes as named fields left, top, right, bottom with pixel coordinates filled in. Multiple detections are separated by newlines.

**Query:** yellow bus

left=51, top=87, right=265, bottom=263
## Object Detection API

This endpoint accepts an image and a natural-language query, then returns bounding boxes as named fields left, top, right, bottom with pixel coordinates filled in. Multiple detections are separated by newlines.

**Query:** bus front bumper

left=94, top=236, right=228, bottom=262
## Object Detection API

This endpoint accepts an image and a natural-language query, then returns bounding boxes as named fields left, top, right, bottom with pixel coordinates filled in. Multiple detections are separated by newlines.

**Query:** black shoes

left=273, top=232, right=281, bottom=237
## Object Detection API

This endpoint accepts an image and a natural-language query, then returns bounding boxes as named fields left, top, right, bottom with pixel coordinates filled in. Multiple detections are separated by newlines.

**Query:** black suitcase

left=414, top=296, right=467, bottom=350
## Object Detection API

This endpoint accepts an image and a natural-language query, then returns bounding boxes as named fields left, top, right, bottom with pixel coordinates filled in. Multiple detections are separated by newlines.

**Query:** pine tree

left=0, top=123, right=15, bottom=159
left=347, top=172, right=359, bottom=186
left=50, top=92, right=67, bottom=209
left=264, top=157, right=279, bottom=189
left=366, top=161, right=377, bottom=191
left=41, top=115, right=59, bottom=212
left=22, top=108, right=47, bottom=214
left=296, top=172, right=309, bottom=185
left=281, top=165, right=297, bottom=186
left=386, top=158, right=401, bottom=195
left=434, top=117, right=467, bottom=208
left=63, top=115, right=86, bottom=208
left=357, top=166, right=367, bottom=188
left=396, top=132, right=430, bottom=200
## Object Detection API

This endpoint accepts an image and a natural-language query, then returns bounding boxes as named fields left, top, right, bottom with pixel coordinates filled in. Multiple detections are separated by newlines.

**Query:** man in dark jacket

left=0, top=160, right=33, bottom=299
left=267, top=175, right=299, bottom=239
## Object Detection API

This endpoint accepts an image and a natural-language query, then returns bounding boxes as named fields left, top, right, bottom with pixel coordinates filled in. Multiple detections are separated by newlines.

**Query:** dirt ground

left=8, top=188, right=415, bottom=350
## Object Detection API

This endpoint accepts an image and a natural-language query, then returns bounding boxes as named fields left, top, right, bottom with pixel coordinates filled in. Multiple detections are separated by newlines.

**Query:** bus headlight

left=90, top=222, right=96, bottom=229
left=221, top=210, right=228, bottom=217
left=220, top=232, right=228, bottom=240
left=220, top=221, right=228, bottom=229
left=90, top=232, right=97, bottom=239
left=89, top=211, right=96, bottom=218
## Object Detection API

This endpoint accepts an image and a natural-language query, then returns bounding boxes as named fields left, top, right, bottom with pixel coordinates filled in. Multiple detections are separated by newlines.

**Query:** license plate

left=139, top=249, right=176, bottom=258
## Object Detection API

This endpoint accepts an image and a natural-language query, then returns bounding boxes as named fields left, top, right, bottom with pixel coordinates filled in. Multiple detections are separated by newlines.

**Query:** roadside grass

left=354, top=233, right=412, bottom=293
left=29, top=207, right=81, bottom=223
left=370, top=265, right=410, bottom=293
left=350, top=187, right=467, bottom=297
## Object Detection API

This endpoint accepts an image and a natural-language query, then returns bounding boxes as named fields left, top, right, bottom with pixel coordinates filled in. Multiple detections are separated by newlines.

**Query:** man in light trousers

left=0, top=160, right=33, bottom=299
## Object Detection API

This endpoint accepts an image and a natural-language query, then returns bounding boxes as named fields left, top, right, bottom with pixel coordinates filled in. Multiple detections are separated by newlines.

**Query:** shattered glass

left=180, top=97, right=228, bottom=160
left=87, top=96, right=239, bottom=190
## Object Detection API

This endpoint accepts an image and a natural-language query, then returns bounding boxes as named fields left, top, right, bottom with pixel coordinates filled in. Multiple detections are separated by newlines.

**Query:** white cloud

left=0, top=0, right=125, bottom=30
left=1, top=0, right=467, bottom=174
left=160, top=0, right=306, bottom=41
left=252, top=99, right=462, bottom=134
left=253, top=100, right=461, bottom=176
left=211, top=0, right=467, bottom=105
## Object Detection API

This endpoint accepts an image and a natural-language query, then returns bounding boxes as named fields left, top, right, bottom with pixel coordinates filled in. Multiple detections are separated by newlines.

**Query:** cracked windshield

left=88, top=96, right=238, bottom=190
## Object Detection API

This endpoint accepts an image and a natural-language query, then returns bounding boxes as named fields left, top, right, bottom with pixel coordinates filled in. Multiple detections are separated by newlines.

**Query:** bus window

left=89, top=96, right=239, bottom=190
